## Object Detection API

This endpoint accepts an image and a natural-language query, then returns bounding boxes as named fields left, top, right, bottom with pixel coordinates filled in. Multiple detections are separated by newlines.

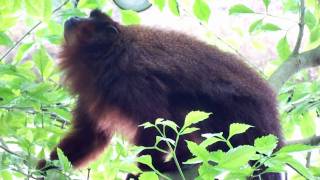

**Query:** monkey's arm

left=49, top=104, right=112, bottom=168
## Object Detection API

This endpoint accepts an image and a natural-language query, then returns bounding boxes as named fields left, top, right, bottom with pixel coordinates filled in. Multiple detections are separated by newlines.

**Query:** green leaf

left=137, top=155, right=155, bottom=169
left=139, top=172, right=159, bottom=180
left=78, top=0, right=107, bottom=9
left=157, top=120, right=179, bottom=133
left=228, top=123, right=253, bottom=139
left=157, top=136, right=175, bottom=145
left=254, top=134, right=278, bottom=155
left=180, top=127, right=200, bottom=135
left=24, top=0, right=52, bottom=20
left=183, top=111, right=211, bottom=129
left=310, top=27, right=320, bottom=43
left=57, top=148, right=71, bottom=171
left=152, top=0, right=165, bottom=11
left=183, top=157, right=202, bottom=164
left=229, top=4, right=254, bottom=15
left=285, top=156, right=314, bottom=179
left=0, top=171, right=12, bottom=180
left=193, top=0, right=211, bottom=22
left=282, top=0, right=299, bottom=13
left=276, top=36, right=291, bottom=60
left=208, top=150, right=225, bottom=163
left=276, top=144, right=319, bottom=154
left=299, top=112, right=316, bottom=137
left=198, top=163, right=221, bottom=179
left=249, top=19, right=263, bottom=33
left=261, top=23, right=281, bottom=31
left=0, top=32, right=13, bottom=46
left=168, top=0, right=180, bottom=16
left=0, top=15, right=18, bottom=31
left=139, top=122, right=154, bottom=129
left=304, top=10, right=317, bottom=31
left=32, top=46, right=54, bottom=80
left=13, top=42, right=33, bottom=63
left=263, top=0, right=271, bottom=10
left=218, top=145, right=256, bottom=170
left=121, top=10, right=141, bottom=25
left=186, top=140, right=210, bottom=161
left=200, top=136, right=222, bottom=148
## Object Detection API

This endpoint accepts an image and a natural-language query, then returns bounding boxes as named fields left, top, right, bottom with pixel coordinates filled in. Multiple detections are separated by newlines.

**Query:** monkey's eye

left=95, top=22, right=119, bottom=35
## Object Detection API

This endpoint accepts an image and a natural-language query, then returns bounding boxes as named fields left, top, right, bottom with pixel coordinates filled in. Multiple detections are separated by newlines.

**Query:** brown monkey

left=41, top=9, right=283, bottom=179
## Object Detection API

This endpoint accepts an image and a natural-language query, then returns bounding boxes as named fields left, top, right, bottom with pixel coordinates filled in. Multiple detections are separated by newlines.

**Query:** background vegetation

left=0, top=0, right=320, bottom=179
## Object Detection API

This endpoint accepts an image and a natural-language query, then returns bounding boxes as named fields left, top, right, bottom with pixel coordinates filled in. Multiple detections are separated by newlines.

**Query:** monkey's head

left=64, top=9, right=119, bottom=47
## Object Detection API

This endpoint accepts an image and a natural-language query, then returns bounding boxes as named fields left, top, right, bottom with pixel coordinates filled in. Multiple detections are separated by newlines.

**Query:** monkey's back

left=120, top=25, right=282, bottom=147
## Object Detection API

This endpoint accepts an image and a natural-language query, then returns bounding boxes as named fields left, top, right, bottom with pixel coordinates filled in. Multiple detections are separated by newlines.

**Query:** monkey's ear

left=90, top=9, right=107, bottom=19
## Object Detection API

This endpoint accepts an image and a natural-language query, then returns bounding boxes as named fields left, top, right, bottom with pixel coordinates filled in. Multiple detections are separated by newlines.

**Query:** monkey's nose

left=64, top=17, right=81, bottom=30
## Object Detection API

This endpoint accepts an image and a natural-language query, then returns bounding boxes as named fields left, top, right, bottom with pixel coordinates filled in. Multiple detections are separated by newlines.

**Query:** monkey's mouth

left=64, top=17, right=81, bottom=32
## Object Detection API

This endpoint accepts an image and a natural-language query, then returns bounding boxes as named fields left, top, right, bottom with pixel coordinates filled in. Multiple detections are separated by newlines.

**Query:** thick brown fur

left=44, top=9, right=283, bottom=179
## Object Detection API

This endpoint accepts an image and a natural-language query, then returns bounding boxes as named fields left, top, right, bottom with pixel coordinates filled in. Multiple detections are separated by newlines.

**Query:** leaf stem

left=154, top=125, right=186, bottom=180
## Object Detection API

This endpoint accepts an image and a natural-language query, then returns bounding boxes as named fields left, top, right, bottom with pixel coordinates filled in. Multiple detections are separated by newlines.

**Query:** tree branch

left=292, top=0, right=305, bottom=55
left=268, top=45, right=320, bottom=92
left=286, top=135, right=320, bottom=146
left=0, top=138, right=22, bottom=158
left=267, top=0, right=310, bottom=92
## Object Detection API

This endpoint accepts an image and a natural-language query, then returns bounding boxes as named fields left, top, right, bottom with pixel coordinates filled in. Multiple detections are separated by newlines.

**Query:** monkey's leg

left=49, top=110, right=112, bottom=168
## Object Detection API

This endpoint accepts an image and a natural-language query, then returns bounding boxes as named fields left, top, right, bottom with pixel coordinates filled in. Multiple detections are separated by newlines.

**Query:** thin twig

left=306, top=152, right=311, bottom=168
left=0, top=106, right=71, bottom=126
left=0, top=0, right=70, bottom=62
left=254, top=12, right=298, bottom=23
left=0, top=145, right=22, bottom=158
left=292, top=0, right=305, bottom=55
left=87, top=168, right=91, bottom=180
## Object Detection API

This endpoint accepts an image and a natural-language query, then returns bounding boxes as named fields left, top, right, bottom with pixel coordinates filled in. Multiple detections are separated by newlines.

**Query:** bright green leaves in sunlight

left=310, top=27, right=320, bottom=43
left=78, top=0, right=108, bottom=9
left=304, top=10, right=317, bottom=31
left=57, top=148, right=72, bottom=171
left=276, top=36, right=291, bottom=60
left=32, top=46, right=55, bottom=80
left=25, top=0, right=52, bottom=21
left=186, top=140, right=210, bottom=161
left=263, top=0, right=271, bottom=11
left=139, top=172, right=159, bottom=180
left=228, top=123, right=253, bottom=140
left=254, top=134, right=278, bottom=155
left=229, top=4, right=254, bottom=15
left=282, top=0, right=300, bottom=13
left=151, top=0, right=178, bottom=15
left=193, top=0, right=211, bottom=23
left=183, top=111, right=211, bottom=130
left=218, top=145, right=256, bottom=170
left=260, top=23, right=281, bottom=31
left=249, top=19, right=281, bottom=34
left=121, top=10, right=141, bottom=25
left=151, top=0, right=165, bottom=11
left=168, top=0, right=180, bottom=16
left=0, top=32, right=13, bottom=46
left=298, top=112, right=316, bottom=138
left=0, top=0, right=20, bottom=31
left=304, top=10, right=320, bottom=43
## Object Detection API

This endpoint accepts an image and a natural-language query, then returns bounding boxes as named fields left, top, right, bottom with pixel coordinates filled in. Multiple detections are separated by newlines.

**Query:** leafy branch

left=268, top=0, right=317, bottom=92
left=0, top=0, right=70, bottom=62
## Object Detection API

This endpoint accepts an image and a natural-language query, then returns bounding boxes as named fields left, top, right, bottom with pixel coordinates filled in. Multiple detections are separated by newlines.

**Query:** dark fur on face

left=43, top=9, right=283, bottom=179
